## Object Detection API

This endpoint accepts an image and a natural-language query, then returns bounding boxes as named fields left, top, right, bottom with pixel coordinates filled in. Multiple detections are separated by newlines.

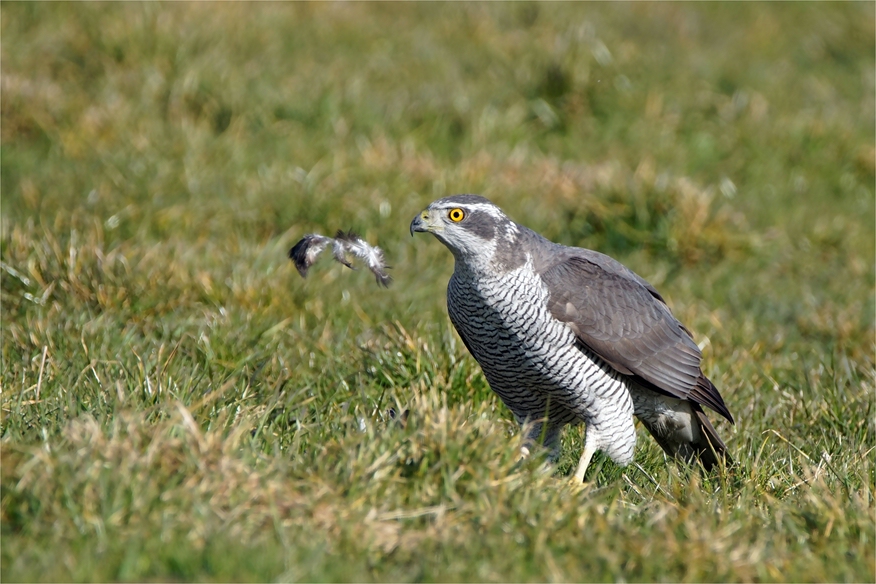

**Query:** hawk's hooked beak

left=410, top=210, right=436, bottom=236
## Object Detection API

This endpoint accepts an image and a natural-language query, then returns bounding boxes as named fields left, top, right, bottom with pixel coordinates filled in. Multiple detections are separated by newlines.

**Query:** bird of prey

left=410, top=195, right=733, bottom=481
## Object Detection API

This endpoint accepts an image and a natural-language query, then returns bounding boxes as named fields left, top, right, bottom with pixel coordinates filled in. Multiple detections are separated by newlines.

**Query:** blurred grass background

left=1, top=3, right=874, bottom=581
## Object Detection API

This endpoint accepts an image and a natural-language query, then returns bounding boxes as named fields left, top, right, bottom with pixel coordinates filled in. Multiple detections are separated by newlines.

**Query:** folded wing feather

left=539, top=251, right=733, bottom=423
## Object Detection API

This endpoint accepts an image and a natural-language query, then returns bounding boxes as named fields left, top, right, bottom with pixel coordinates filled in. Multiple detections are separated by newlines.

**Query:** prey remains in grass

left=289, top=230, right=392, bottom=287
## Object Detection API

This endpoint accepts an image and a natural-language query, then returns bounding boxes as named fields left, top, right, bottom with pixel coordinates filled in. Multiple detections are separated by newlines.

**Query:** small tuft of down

left=289, top=230, right=392, bottom=287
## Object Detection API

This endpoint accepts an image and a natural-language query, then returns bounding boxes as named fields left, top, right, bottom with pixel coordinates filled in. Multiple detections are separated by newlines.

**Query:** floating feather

left=289, top=230, right=392, bottom=287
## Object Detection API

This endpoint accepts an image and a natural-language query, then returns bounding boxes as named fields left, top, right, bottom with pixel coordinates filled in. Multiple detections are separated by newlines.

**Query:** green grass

left=2, top=3, right=874, bottom=582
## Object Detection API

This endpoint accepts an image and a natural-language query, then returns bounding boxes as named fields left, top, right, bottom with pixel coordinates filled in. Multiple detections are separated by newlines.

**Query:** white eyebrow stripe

left=432, top=202, right=505, bottom=218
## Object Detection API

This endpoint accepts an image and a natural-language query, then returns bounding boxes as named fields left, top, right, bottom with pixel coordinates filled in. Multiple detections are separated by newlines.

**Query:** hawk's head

left=410, top=195, right=520, bottom=265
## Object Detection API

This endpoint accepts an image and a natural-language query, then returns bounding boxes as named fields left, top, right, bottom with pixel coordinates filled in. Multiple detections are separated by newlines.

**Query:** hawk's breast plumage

left=411, top=194, right=733, bottom=481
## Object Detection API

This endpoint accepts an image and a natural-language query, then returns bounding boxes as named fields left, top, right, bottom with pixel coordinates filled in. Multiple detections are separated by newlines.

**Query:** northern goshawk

left=410, top=195, right=733, bottom=481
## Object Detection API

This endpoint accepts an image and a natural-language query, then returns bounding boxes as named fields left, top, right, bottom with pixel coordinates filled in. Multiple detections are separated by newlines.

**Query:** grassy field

left=2, top=3, right=874, bottom=581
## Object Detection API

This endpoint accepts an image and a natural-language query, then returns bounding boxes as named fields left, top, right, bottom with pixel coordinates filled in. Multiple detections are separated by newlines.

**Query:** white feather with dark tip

left=289, top=230, right=392, bottom=287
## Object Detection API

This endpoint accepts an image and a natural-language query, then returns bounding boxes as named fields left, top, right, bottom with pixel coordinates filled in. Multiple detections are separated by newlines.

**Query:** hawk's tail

left=631, top=386, right=732, bottom=472
left=690, top=403, right=732, bottom=471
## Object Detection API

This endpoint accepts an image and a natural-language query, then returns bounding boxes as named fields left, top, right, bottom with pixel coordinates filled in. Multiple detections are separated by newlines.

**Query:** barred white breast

left=446, top=257, right=637, bottom=468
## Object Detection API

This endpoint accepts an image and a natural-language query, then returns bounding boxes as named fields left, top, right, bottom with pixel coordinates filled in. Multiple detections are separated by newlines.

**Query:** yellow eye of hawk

left=448, top=208, right=465, bottom=222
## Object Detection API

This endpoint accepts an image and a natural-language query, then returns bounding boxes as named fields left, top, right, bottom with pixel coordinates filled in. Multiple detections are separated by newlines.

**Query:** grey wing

left=539, top=251, right=733, bottom=423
